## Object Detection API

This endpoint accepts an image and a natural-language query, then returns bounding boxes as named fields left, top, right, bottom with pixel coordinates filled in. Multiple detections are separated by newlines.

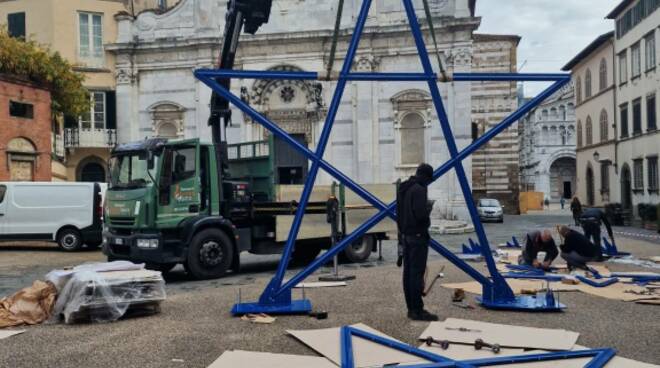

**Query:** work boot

left=407, top=309, right=439, bottom=321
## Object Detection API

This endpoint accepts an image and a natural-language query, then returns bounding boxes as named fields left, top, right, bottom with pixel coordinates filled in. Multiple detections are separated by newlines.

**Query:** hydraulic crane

left=208, top=0, right=273, bottom=217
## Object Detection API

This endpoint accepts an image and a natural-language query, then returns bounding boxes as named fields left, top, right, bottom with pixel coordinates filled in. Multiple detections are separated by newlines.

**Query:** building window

left=585, top=69, right=592, bottom=98
left=7, top=12, right=26, bottom=39
left=577, top=120, right=582, bottom=148
left=599, top=109, right=608, bottom=142
left=575, top=76, right=582, bottom=103
left=616, top=0, right=660, bottom=38
left=601, top=163, right=610, bottom=193
left=400, top=113, right=425, bottom=165
left=78, top=12, right=103, bottom=63
left=80, top=92, right=106, bottom=130
left=585, top=116, right=593, bottom=146
left=9, top=101, right=34, bottom=119
left=631, top=43, right=641, bottom=78
left=632, top=98, right=642, bottom=135
left=648, top=157, right=659, bottom=192
left=598, top=58, right=607, bottom=91
left=633, top=159, right=644, bottom=190
left=648, top=93, right=657, bottom=131
left=620, top=103, right=629, bottom=138
left=618, top=52, right=628, bottom=84
left=646, top=32, right=656, bottom=71
left=559, top=105, right=566, bottom=120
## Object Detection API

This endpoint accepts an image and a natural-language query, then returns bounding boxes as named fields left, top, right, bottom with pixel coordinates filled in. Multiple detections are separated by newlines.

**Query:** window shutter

left=8, top=13, right=26, bottom=39
left=106, top=91, right=116, bottom=130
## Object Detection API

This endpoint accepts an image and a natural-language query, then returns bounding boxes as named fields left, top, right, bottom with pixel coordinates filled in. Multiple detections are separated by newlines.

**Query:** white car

left=0, top=182, right=105, bottom=251
left=477, top=198, right=504, bottom=223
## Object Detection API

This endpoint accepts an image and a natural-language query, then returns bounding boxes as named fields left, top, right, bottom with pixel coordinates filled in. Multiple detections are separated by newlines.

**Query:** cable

left=421, top=0, right=448, bottom=81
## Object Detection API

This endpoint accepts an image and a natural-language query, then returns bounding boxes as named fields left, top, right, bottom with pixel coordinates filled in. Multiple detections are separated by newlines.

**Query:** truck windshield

left=109, top=152, right=159, bottom=189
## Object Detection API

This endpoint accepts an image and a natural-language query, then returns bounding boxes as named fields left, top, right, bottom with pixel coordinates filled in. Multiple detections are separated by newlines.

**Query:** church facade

left=108, top=0, right=483, bottom=219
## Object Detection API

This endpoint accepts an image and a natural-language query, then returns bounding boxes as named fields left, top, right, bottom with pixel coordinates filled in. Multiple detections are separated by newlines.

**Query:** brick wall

left=0, top=76, right=52, bottom=181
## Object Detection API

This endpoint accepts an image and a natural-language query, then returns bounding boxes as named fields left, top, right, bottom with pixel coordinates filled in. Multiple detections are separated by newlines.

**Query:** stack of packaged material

left=46, top=261, right=166, bottom=324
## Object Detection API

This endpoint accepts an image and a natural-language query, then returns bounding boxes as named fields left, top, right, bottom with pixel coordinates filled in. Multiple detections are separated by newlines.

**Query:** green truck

left=102, top=136, right=393, bottom=279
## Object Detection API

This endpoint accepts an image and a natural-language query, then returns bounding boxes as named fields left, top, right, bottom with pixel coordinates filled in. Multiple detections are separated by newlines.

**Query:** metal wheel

left=186, top=228, right=233, bottom=279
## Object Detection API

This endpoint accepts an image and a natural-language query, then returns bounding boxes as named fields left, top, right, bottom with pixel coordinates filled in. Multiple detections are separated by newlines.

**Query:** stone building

left=562, top=0, right=659, bottom=220
left=562, top=32, right=616, bottom=208
left=108, top=0, right=481, bottom=220
left=0, top=75, right=52, bottom=181
left=471, top=33, right=521, bottom=213
left=0, top=0, right=127, bottom=182
left=519, top=82, right=577, bottom=201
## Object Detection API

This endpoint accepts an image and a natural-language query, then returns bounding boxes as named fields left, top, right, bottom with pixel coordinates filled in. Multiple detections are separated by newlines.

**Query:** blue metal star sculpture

left=195, top=0, right=571, bottom=314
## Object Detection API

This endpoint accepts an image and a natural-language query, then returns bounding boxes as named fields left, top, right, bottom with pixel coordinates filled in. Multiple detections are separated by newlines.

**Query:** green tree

left=0, top=28, right=89, bottom=117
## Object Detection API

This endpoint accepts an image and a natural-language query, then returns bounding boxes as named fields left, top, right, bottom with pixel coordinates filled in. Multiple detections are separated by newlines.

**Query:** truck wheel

left=186, top=229, right=233, bottom=280
left=291, top=241, right=322, bottom=266
left=57, top=228, right=83, bottom=252
left=343, top=235, right=374, bottom=263
left=146, top=263, right=177, bottom=274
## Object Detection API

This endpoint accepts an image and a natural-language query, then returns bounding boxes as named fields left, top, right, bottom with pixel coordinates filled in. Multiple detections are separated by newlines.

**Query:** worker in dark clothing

left=579, top=207, right=614, bottom=254
left=519, top=229, right=558, bottom=270
left=558, top=226, right=601, bottom=270
left=570, top=197, right=582, bottom=226
left=396, top=163, right=437, bottom=321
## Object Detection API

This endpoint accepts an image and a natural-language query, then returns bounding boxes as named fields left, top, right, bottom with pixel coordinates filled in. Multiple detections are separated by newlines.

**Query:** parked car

left=477, top=198, right=504, bottom=223
left=0, top=182, right=105, bottom=251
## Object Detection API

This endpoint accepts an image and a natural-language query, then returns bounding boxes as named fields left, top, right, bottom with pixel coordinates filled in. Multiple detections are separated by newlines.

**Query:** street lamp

left=593, top=151, right=600, bottom=162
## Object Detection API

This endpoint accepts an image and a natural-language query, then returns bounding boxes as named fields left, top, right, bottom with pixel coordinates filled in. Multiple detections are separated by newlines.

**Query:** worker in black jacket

left=520, top=229, right=558, bottom=270
left=396, top=163, right=437, bottom=321
left=579, top=207, right=614, bottom=253
left=558, top=226, right=601, bottom=270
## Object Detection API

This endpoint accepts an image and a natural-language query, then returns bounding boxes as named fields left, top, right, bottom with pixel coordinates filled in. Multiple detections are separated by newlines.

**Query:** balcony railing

left=64, top=128, right=117, bottom=148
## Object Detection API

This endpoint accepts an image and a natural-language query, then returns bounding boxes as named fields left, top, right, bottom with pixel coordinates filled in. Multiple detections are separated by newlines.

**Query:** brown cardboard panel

left=503, top=345, right=660, bottom=368
left=419, top=343, right=526, bottom=360
left=207, top=350, right=337, bottom=368
left=418, top=318, right=579, bottom=351
left=0, top=329, right=25, bottom=340
left=287, top=323, right=426, bottom=367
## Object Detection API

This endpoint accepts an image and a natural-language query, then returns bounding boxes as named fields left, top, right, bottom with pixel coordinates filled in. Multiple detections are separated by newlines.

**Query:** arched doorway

left=76, top=156, right=107, bottom=183
left=549, top=156, right=576, bottom=200
left=620, top=164, right=632, bottom=210
left=80, top=162, right=106, bottom=182
left=7, top=137, right=37, bottom=181
left=586, top=165, right=595, bottom=206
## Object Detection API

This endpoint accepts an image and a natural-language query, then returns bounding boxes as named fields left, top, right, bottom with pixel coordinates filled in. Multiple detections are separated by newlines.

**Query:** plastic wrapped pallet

left=47, top=262, right=166, bottom=324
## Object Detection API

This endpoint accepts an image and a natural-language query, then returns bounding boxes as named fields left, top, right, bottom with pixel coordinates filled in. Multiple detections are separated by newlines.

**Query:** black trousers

left=582, top=222, right=601, bottom=248
left=402, top=234, right=429, bottom=313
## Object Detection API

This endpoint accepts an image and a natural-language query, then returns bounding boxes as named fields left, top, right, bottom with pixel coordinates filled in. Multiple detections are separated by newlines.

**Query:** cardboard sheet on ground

left=635, top=298, right=660, bottom=305
left=499, top=345, right=660, bottom=368
left=0, top=329, right=25, bottom=340
left=206, top=350, right=337, bottom=368
left=419, top=318, right=579, bottom=351
left=287, top=323, right=426, bottom=367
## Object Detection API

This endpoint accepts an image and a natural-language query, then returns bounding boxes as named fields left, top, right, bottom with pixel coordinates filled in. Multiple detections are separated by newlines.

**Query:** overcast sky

left=476, top=0, right=620, bottom=96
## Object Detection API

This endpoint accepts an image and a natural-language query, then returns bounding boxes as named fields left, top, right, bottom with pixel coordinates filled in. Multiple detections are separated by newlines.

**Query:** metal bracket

left=195, top=0, right=571, bottom=315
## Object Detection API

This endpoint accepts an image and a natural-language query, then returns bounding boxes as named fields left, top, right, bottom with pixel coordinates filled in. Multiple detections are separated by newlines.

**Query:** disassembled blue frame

left=339, top=326, right=616, bottom=368
left=602, top=237, right=630, bottom=257
left=195, top=0, right=571, bottom=314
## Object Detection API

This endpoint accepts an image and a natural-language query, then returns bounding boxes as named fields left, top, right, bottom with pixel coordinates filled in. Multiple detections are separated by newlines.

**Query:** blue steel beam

left=261, top=0, right=375, bottom=305
left=340, top=326, right=616, bottom=368
left=195, top=0, right=571, bottom=313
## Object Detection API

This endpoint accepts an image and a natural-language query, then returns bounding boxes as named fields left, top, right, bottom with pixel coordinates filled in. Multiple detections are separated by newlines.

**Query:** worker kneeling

left=558, top=226, right=601, bottom=270
left=519, top=229, right=558, bottom=270
left=397, top=163, right=438, bottom=321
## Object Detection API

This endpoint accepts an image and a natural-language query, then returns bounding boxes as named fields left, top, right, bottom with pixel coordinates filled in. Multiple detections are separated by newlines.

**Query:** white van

left=0, top=182, right=105, bottom=251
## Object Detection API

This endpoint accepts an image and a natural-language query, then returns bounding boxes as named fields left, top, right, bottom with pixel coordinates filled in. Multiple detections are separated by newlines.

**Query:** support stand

left=319, top=195, right=356, bottom=282
left=197, top=0, right=571, bottom=315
